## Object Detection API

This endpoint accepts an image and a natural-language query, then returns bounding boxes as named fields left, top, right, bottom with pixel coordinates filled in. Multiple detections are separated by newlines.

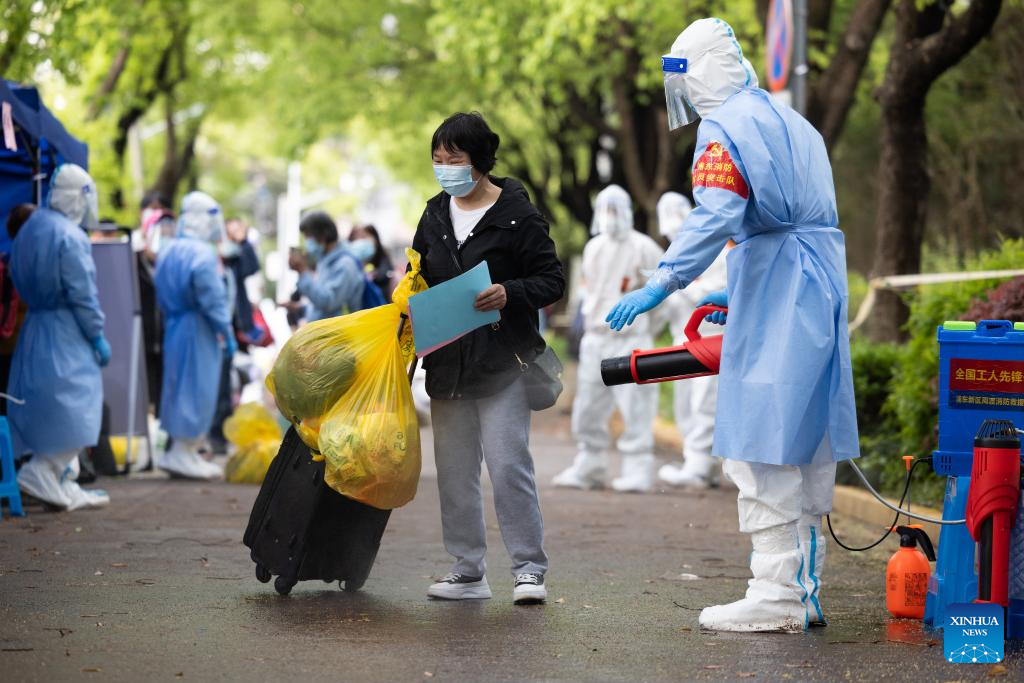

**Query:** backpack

left=341, top=252, right=387, bottom=310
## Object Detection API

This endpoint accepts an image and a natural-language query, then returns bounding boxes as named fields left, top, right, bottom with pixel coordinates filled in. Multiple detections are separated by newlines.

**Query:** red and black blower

left=966, top=419, right=1022, bottom=607
left=601, top=305, right=726, bottom=386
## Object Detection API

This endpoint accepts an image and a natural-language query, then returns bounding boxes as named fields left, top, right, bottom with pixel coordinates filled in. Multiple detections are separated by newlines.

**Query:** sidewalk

left=1, top=413, right=1019, bottom=681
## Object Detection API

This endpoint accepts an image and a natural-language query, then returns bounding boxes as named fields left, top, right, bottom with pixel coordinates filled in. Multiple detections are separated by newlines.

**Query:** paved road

left=2, top=414, right=1020, bottom=681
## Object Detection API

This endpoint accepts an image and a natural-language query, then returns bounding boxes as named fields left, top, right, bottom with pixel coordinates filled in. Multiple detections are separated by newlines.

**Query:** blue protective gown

left=8, top=209, right=105, bottom=457
left=297, top=246, right=365, bottom=321
left=659, top=88, right=859, bottom=466
left=155, top=237, right=231, bottom=439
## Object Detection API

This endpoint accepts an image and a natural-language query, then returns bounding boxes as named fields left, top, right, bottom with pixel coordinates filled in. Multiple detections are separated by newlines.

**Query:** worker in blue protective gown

left=606, top=18, right=859, bottom=633
left=9, top=164, right=112, bottom=511
left=155, top=191, right=234, bottom=480
left=653, top=191, right=730, bottom=491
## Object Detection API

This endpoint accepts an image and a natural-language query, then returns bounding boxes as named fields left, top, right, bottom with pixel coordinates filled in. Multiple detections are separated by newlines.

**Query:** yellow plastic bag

left=392, top=248, right=428, bottom=363
left=266, top=304, right=421, bottom=509
left=226, top=442, right=280, bottom=484
left=267, top=319, right=359, bottom=449
left=223, top=403, right=283, bottom=484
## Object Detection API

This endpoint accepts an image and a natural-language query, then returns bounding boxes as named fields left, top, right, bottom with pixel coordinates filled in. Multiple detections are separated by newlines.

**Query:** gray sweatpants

left=430, top=377, right=548, bottom=578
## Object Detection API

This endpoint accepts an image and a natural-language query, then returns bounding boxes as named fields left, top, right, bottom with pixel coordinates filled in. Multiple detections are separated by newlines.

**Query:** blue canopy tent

left=0, top=80, right=89, bottom=253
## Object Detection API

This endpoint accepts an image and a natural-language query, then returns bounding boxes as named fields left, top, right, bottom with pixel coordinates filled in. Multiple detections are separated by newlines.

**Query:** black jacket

left=224, top=240, right=260, bottom=334
left=412, top=177, right=565, bottom=400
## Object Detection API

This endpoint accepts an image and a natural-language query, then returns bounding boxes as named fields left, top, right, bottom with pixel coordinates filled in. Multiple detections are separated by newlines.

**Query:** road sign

left=766, top=0, right=794, bottom=92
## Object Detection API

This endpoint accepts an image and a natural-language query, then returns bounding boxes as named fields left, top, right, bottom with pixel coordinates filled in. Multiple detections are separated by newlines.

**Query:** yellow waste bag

left=267, top=318, right=359, bottom=448
left=223, top=403, right=283, bottom=484
left=266, top=303, right=421, bottom=509
left=392, top=248, right=428, bottom=364
left=225, top=442, right=280, bottom=484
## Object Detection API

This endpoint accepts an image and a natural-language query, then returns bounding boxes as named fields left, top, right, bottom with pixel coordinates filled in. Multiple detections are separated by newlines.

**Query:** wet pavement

left=2, top=414, right=1021, bottom=681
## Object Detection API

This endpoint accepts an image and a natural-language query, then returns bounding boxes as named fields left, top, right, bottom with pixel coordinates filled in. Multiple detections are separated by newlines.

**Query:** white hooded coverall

left=555, top=185, right=664, bottom=493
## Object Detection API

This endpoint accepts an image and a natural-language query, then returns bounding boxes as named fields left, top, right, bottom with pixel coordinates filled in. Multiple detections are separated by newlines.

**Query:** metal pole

left=275, top=162, right=302, bottom=304
left=124, top=308, right=143, bottom=474
left=793, top=0, right=808, bottom=114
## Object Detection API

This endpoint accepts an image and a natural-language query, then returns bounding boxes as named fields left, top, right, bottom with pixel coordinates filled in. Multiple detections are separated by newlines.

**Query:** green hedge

left=853, top=238, right=1024, bottom=505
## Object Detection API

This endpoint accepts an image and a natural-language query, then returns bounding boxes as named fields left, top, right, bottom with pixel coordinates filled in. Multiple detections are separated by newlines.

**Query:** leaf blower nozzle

left=600, top=305, right=726, bottom=387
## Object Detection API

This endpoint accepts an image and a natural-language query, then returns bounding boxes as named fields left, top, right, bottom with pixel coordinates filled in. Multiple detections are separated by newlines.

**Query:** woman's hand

left=475, top=284, right=507, bottom=311
left=288, top=250, right=308, bottom=273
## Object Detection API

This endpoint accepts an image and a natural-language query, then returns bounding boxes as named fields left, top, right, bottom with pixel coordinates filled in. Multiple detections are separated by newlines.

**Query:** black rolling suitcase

left=243, top=426, right=392, bottom=595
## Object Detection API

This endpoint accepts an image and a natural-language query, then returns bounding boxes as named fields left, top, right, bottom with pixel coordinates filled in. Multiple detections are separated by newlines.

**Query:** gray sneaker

left=427, top=573, right=492, bottom=600
left=513, top=573, right=547, bottom=605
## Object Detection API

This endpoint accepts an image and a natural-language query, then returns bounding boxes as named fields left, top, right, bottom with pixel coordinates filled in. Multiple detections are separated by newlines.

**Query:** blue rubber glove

left=223, top=333, right=238, bottom=359
left=91, top=336, right=112, bottom=367
left=700, top=289, right=728, bottom=325
left=606, top=281, right=671, bottom=331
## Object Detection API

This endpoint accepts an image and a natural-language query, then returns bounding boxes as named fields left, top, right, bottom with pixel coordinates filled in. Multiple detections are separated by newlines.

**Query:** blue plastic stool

left=923, top=475, right=976, bottom=630
left=0, top=416, right=25, bottom=518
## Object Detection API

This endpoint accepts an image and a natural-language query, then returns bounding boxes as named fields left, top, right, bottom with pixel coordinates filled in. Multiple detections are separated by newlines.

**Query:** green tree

left=869, top=0, right=1004, bottom=341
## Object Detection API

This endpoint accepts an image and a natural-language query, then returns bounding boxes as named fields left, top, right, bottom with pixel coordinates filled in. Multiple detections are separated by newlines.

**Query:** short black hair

left=141, top=191, right=173, bottom=211
left=299, top=210, right=338, bottom=244
left=6, top=204, right=36, bottom=240
left=431, top=112, right=500, bottom=175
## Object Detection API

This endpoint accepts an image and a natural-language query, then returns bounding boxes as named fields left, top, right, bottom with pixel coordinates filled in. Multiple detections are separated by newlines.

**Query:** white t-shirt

left=450, top=197, right=495, bottom=248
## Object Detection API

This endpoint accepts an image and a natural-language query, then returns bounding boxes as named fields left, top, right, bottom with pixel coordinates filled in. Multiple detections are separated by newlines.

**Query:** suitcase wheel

left=275, top=575, right=296, bottom=595
left=255, top=564, right=272, bottom=584
left=340, top=578, right=364, bottom=593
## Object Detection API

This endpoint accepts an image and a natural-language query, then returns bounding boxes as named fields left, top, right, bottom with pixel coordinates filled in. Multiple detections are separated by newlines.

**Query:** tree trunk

left=150, top=97, right=203, bottom=203
left=88, top=44, right=133, bottom=121
left=867, top=0, right=1003, bottom=341
left=806, top=0, right=893, bottom=149
left=868, top=94, right=929, bottom=341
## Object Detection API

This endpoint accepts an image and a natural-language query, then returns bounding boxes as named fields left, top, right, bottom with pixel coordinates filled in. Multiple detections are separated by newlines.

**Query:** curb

left=831, top=484, right=943, bottom=544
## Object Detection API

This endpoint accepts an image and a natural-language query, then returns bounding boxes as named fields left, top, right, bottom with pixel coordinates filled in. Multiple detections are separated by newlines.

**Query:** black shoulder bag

left=514, top=345, right=564, bottom=411
left=491, top=320, right=564, bottom=411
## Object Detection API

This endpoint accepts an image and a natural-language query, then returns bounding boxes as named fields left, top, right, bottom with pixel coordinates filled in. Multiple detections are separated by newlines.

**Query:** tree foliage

left=3, top=0, right=1019, bottom=274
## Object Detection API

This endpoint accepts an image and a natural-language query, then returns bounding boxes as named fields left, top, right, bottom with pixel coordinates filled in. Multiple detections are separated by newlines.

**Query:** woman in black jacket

left=414, top=112, right=564, bottom=605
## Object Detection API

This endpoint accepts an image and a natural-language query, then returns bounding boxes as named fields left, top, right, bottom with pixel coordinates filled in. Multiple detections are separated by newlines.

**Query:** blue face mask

left=433, top=163, right=478, bottom=198
left=349, top=238, right=376, bottom=263
left=305, top=237, right=324, bottom=260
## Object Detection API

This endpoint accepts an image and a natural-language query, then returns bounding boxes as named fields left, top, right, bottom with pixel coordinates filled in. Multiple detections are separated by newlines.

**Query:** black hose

left=826, top=457, right=931, bottom=552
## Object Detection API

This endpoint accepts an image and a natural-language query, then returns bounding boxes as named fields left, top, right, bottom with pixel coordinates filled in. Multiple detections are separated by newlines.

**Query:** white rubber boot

left=658, top=462, right=718, bottom=489
left=798, top=514, right=827, bottom=626
left=17, top=454, right=73, bottom=509
left=611, top=454, right=657, bottom=493
left=159, top=439, right=224, bottom=480
left=552, top=451, right=608, bottom=490
left=59, top=456, right=110, bottom=511
left=699, top=523, right=807, bottom=633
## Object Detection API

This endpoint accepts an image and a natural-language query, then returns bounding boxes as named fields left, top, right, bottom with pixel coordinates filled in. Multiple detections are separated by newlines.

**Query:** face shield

left=48, top=164, right=100, bottom=229
left=663, top=56, right=699, bottom=131
left=178, top=191, right=226, bottom=246
left=665, top=19, right=758, bottom=123
left=656, top=192, right=693, bottom=239
left=137, top=208, right=175, bottom=254
left=590, top=185, right=634, bottom=240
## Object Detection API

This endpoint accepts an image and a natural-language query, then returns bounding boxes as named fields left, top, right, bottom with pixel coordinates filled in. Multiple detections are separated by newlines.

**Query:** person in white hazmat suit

left=553, top=185, right=664, bottom=493
left=606, top=19, right=859, bottom=632
left=654, top=192, right=729, bottom=489
left=9, top=164, right=112, bottom=511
